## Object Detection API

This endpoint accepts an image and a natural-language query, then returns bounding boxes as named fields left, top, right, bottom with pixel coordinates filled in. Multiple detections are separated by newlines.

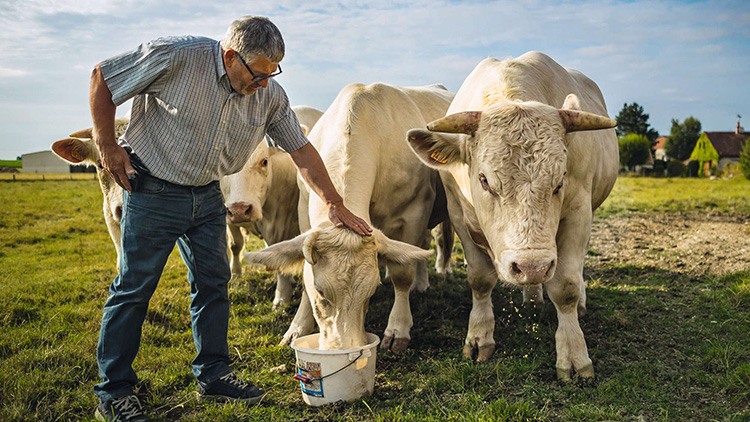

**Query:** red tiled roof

left=704, top=132, right=748, bottom=158
left=653, top=136, right=668, bottom=150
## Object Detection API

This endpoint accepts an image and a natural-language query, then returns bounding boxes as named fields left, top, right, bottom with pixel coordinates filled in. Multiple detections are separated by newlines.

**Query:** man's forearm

left=90, top=63, right=117, bottom=150
left=289, top=143, right=343, bottom=206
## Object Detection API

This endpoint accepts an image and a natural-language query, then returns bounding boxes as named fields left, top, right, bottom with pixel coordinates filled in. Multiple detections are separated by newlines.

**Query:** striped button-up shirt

left=101, top=35, right=308, bottom=186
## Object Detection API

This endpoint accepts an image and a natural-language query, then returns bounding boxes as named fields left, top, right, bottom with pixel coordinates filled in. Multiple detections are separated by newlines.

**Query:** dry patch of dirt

left=588, top=212, right=750, bottom=276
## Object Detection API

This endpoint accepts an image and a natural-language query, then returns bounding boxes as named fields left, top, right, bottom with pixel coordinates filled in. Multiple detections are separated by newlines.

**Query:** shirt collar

left=215, top=41, right=227, bottom=80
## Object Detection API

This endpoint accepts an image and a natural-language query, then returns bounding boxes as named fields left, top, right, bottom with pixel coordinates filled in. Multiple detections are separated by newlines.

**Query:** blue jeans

left=94, top=173, right=232, bottom=401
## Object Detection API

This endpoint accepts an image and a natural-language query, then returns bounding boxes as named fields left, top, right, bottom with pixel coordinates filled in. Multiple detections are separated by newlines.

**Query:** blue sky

left=0, top=0, right=748, bottom=159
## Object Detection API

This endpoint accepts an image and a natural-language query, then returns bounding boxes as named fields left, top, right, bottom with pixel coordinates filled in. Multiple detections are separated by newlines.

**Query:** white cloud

left=0, top=66, right=29, bottom=77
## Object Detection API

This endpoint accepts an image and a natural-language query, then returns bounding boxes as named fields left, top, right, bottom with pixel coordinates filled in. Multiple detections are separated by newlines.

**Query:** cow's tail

left=433, top=219, right=454, bottom=274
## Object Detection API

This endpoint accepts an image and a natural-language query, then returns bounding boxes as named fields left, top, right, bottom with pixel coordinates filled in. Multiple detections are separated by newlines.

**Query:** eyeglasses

left=235, top=52, right=282, bottom=82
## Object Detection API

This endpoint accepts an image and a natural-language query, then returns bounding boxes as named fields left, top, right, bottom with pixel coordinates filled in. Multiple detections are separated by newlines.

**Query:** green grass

left=0, top=160, right=21, bottom=168
left=597, top=175, right=750, bottom=217
left=1, top=177, right=749, bottom=421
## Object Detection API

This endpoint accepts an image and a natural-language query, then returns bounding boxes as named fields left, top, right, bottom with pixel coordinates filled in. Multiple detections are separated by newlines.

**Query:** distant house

left=653, top=136, right=669, bottom=161
left=21, top=150, right=95, bottom=174
left=689, top=122, right=748, bottom=175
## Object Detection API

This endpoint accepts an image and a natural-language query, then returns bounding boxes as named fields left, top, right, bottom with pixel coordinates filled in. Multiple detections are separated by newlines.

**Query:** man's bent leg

left=95, top=184, right=190, bottom=401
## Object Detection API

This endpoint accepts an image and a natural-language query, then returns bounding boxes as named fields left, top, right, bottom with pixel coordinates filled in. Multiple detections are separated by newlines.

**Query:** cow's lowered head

left=407, top=95, right=615, bottom=286
left=243, top=226, right=432, bottom=350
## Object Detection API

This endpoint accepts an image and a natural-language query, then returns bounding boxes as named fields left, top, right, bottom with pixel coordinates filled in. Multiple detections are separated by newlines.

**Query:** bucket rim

left=291, top=332, right=380, bottom=355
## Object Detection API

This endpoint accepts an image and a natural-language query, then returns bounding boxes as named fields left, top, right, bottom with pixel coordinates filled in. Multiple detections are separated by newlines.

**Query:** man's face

left=224, top=50, right=279, bottom=96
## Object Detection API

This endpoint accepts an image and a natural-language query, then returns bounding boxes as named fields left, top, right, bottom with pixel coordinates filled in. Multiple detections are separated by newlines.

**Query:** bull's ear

left=561, top=94, right=581, bottom=111
left=300, top=124, right=310, bottom=136
left=50, top=138, right=98, bottom=164
left=243, top=231, right=314, bottom=275
left=375, top=231, right=434, bottom=267
left=406, top=129, right=464, bottom=169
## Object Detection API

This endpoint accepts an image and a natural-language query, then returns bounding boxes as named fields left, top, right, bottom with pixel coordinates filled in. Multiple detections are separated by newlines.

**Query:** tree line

left=614, top=102, right=750, bottom=178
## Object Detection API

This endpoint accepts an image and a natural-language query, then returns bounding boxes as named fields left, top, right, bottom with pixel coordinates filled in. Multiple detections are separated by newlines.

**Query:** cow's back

left=307, top=83, right=453, bottom=224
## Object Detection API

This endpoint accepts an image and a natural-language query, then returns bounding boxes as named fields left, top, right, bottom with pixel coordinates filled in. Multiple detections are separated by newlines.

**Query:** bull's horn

left=558, top=110, right=617, bottom=133
left=69, top=127, right=94, bottom=139
left=426, top=111, right=482, bottom=135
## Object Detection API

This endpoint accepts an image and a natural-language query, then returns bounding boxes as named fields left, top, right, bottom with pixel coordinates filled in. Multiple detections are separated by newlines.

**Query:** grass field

left=0, top=176, right=748, bottom=421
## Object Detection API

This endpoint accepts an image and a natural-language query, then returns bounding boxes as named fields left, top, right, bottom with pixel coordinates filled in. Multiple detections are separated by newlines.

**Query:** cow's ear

left=406, top=129, right=464, bottom=169
left=243, top=231, right=314, bottom=275
left=375, top=231, right=434, bottom=266
left=50, top=138, right=97, bottom=164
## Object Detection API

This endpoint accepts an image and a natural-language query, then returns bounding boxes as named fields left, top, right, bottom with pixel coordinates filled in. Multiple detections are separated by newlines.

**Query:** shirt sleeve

left=264, top=81, right=309, bottom=152
left=100, top=38, right=174, bottom=106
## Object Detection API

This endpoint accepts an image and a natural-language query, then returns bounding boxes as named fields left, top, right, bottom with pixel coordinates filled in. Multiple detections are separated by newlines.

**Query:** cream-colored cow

left=220, top=105, right=323, bottom=308
left=244, top=83, right=454, bottom=351
left=406, top=52, right=618, bottom=381
left=51, top=117, right=130, bottom=265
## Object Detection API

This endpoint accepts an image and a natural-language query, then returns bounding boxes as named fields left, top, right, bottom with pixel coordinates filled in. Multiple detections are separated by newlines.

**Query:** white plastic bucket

left=291, top=332, right=380, bottom=406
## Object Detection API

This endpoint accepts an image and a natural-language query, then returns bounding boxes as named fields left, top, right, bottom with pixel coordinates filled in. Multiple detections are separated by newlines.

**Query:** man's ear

left=406, top=129, right=465, bottom=169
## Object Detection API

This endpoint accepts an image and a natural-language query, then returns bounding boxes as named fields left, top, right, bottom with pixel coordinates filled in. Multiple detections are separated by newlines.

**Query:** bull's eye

left=554, top=174, right=566, bottom=195
left=260, top=158, right=268, bottom=167
left=479, top=173, right=494, bottom=194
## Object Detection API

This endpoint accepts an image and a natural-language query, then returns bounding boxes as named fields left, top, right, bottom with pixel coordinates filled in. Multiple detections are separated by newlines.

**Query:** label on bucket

left=297, top=359, right=324, bottom=397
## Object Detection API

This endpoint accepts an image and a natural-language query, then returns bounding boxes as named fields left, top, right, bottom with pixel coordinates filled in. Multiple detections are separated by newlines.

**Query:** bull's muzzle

left=499, top=249, right=557, bottom=285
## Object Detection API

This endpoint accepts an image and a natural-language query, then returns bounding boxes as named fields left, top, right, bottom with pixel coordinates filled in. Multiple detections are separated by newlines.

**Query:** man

left=90, top=16, right=372, bottom=422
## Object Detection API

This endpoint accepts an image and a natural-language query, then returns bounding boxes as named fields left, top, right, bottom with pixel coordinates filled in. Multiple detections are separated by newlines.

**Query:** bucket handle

left=294, top=350, right=365, bottom=384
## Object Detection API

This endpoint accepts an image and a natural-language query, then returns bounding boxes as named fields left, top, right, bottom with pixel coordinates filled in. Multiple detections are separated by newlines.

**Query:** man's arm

left=90, top=63, right=135, bottom=191
left=288, top=143, right=372, bottom=236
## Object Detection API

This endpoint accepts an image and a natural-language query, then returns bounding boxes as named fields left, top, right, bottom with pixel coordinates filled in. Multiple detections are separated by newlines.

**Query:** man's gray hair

left=221, top=16, right=285, bottom=63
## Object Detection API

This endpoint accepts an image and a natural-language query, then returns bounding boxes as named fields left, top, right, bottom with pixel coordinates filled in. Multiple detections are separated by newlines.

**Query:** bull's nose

left=509, top=259, right=555, bottom=285
left=226, top=202, right=256, bottom=223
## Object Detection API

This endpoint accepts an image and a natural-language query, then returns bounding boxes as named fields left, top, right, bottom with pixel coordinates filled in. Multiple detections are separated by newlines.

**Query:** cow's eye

left=260, top=158, right=268, bottom=167
left=479, top=173, right=494, bottom=194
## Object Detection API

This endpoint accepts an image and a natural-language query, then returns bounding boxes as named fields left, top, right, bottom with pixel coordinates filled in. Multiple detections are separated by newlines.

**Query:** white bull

left=244, top=83, right=455, bottom=351
left=406, top=52, right=618, bottom=381
left=220, top=105, right=323, bottom=308
left=51, top=117, right=130, bottom=265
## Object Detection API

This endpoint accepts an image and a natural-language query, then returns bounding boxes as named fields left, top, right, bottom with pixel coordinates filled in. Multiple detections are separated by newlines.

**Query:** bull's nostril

left=546, top=260, right=555, bottom=277
left=511, top=262, right=521, bottom=275
left=245, top=205, right=253, bottom=215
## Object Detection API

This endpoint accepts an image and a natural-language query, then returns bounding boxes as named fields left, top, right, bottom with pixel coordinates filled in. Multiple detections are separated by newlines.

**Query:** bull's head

left=221, top=142, right=278, bottom=224
left=407, top=95, right=615, bottom=286
left=243, top=227, right=432, bottom=349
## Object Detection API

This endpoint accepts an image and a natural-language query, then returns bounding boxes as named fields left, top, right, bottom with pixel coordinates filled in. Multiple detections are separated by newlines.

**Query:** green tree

left=615, top=102, right=660, bottom=143
left=618, top=133, right=651, bottom=171
left=740, top=138, right=750, bottom=180
left=665, top=117, right=702, bottom=161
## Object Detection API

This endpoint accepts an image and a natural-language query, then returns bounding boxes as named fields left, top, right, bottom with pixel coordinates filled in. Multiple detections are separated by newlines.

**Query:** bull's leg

left=273, top=272, right=294, bottom=309
left=227, top=224, right=244, bottom=278
left=547, top=205, right=594, bottom=381
left=410, top=229, right=431, bottom=293
left=279, top=288, right=315, bottom=345
left=381, top=263, right=416, bottom=353
left=451, top=219, right=497, bottom=361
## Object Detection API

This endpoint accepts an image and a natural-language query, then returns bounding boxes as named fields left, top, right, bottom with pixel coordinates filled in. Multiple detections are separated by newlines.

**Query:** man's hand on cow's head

left=98, top=143, right=136, bottom=192
left=327, top=201, right=372, bottom=236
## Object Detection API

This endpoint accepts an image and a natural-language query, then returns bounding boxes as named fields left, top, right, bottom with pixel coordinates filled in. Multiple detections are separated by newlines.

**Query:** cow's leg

left=546, top=205, right=594, bottom=381
left=523, top=285, right=544, bottom=304
left=227, top=224, right=244, bottom=278
left=410, top=229, right=431, bottom=293
left=272, top=272, right=294, bottom=309
left=381, top=262, right=416, bottom=352
left=103, top=201, right=122, bottom=269
left=433, top=220, right=454, bottom=274
left=280, top=273, right=315, bottom=345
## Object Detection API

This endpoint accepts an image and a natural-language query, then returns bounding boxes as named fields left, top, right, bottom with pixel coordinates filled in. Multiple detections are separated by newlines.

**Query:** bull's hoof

left=576, top=363, right=595, bottom=379
left=557, top=367, right=572, bottom=382
left=380, top=335, right=393, bottom=351
left=280, top=330, right=302, bottom=346
left=272, top=298, right=290, bottom=311
left=577, top=304, right=587, bottom=318
left=462, top=344, right=495, bottom=361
